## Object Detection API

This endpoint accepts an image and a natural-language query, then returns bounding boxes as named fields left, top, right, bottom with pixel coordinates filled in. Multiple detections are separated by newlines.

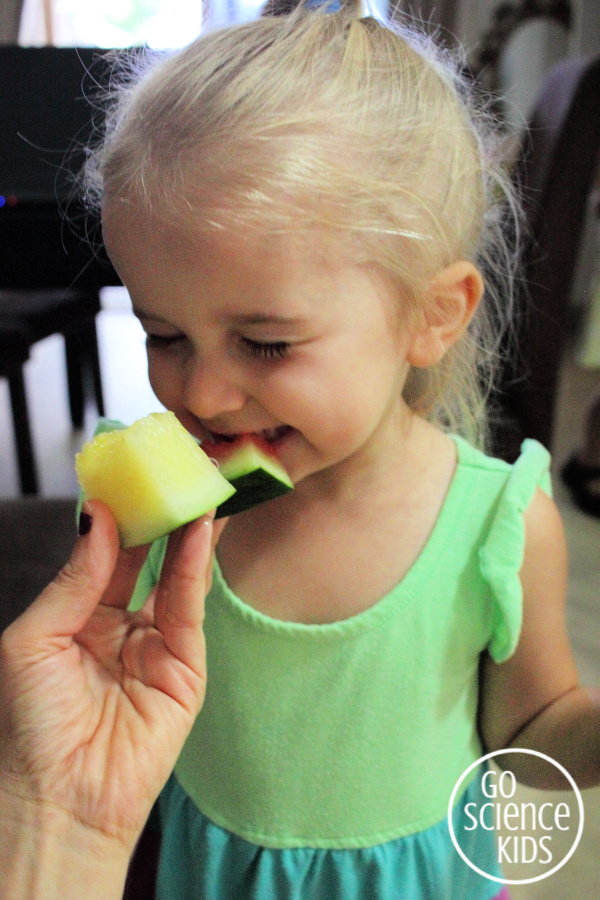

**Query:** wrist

left=0, top=781, right=132, bottom=900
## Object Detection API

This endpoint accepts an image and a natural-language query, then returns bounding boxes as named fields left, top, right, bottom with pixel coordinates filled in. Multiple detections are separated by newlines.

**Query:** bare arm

left=479, top=488, right=600, bottom=789
left=0, top=787, right=131, bottom=900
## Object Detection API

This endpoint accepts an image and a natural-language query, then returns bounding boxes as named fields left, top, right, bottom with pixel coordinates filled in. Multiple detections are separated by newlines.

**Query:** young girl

left=1, top=4, right=599, bottom=900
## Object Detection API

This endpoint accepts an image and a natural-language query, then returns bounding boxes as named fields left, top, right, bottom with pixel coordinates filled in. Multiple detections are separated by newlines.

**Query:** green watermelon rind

left=216, top=469, right=293, bottom=518
left=213, top=441, right=293, bottom=518
left=216, top=442, right=292, bottom=486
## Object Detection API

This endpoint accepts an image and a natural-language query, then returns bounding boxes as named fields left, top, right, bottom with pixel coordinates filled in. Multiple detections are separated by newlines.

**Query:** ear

left=406, top=261, right=484, bottom=368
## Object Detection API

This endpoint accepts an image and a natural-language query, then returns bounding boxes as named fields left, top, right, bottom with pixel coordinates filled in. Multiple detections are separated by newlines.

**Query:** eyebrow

left=133, top=308, right=307, bottom=327
left=132, top=308, right=169, bottom=323
left=229, top=313, right=308, bottom=326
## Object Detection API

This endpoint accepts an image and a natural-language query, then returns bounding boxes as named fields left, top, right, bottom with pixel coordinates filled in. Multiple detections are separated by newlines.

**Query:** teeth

left=205, top=426, right=288, bottom=443
left=261, top=426, right=291, bottom=442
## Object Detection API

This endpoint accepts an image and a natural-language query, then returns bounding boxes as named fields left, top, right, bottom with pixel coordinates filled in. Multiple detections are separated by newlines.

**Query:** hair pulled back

left=83, top=1, right=519, bottom=448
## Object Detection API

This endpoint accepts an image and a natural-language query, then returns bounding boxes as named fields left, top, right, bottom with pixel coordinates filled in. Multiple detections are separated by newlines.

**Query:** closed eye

left=241, top=338, right=290, bottom=360
left=145, top=333, right=186, bottom=349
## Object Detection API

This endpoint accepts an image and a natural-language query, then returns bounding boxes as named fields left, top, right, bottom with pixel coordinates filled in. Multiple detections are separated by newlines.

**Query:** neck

left=216, top=411, right=458, bottom=625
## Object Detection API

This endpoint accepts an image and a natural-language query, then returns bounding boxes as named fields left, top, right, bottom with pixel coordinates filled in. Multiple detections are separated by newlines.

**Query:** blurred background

left=0, top=2, right=598, bottom=897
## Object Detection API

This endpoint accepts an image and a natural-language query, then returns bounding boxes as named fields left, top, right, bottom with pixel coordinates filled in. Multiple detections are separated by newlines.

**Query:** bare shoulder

left=478, top=487, right=579, bottom=752
left=522, top=486, right=567, bottom=570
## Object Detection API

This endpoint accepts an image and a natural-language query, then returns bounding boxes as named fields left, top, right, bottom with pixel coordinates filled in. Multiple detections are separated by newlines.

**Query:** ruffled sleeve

left=479, top=439, right=552, bottom=663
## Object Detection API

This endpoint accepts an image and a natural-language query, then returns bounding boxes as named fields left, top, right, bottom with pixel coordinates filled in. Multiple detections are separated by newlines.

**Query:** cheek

left=321, top=358, right=406, bottom=440
left=146, top=354, right=182, bottom=407
left=283, top=365, right=385, bottom=445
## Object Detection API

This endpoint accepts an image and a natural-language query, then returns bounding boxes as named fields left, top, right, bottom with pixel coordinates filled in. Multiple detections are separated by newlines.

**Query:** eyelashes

left=145, top=334, right=185, bottom=348
left=145, top=333, right=290, bottom=360
left=240, top=338, right=290, bottom=360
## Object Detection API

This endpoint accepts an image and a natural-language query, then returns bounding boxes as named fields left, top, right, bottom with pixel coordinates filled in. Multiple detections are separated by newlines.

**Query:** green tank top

left=128, top=434, right=551, bottom=850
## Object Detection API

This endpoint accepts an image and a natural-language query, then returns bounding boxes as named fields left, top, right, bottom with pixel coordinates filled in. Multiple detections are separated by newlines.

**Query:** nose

left=182, top=354, right=247, bottom=421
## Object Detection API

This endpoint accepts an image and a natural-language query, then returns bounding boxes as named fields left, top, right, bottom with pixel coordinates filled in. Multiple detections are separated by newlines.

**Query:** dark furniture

left=493, top=53, right=600, bottom=461
left=0, top=46, right=120, bottom=493
left=0, top=321, right=38, bottom=493
left=0, top=288, right=105, bottom=493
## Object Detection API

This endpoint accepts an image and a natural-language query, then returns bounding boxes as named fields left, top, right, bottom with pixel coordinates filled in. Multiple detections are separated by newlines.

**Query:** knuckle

left=0, top=614, right=35, bottom=666
left=0, top=622, right=19, bottom=662
left=162, top=601, right=201, bottom=633
left=52, top=558, right=92, bottom=596
left=53, top=559, right=81, bottom=590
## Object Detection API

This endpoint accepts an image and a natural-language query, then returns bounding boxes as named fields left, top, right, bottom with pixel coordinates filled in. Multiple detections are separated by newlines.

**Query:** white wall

left=454, top=0, right=600, bottom=59
left=498, top=18, right=570, bottom=131
left=453, top=0, right=498, bottom=54
left=570, top=0, right=600, bottom=56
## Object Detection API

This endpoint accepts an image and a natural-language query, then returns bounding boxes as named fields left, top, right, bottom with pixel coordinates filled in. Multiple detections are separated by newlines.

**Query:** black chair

left=0, top=46, right=120, bottom=493
left=0, top=319, right=38, bottom=493
left=0, top=288, right=105, bottom=494
left=493, top=53, right=600, bottom=461
left=0, top=288, right=104, bottom=424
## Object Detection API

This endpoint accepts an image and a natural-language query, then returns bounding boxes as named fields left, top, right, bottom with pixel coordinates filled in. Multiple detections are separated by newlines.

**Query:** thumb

left=15, top=500, right=121, bottom=642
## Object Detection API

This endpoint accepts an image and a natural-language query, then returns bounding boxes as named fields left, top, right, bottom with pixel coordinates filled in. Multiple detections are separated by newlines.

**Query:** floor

left=1, top=287, right=599, bottom=897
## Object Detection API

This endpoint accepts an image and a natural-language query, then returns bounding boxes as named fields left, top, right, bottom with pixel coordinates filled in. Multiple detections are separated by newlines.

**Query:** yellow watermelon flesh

left=76, top=412, right=235, bottom=547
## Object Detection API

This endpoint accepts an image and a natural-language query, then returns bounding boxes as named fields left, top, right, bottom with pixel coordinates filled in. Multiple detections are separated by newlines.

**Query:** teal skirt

left=155, top=769, right=505, bottom=900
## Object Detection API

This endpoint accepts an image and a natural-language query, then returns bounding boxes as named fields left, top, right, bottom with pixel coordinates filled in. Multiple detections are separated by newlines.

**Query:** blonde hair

left=83, top=1, right=519, bottom=448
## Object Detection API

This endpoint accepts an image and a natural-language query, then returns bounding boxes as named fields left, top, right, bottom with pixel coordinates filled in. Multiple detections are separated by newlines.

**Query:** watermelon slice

left=201, top=433, right=294, bottom=518
left=76, top=412, right=236, bottom=547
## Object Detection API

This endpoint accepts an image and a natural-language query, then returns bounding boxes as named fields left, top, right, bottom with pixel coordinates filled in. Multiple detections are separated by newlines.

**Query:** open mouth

left=205, top=425, right=292, bottom=445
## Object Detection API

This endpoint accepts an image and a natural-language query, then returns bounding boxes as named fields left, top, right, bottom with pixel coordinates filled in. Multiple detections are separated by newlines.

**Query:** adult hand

left=0, top=501, right=224, bottom=897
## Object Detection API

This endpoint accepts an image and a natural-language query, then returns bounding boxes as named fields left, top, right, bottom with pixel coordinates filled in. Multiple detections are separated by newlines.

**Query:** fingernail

left=78, top=511, right=93, bottom=536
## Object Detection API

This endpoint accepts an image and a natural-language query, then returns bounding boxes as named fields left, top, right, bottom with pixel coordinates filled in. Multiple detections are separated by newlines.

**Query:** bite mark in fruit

left=201, top=432, right=294, bottom=518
